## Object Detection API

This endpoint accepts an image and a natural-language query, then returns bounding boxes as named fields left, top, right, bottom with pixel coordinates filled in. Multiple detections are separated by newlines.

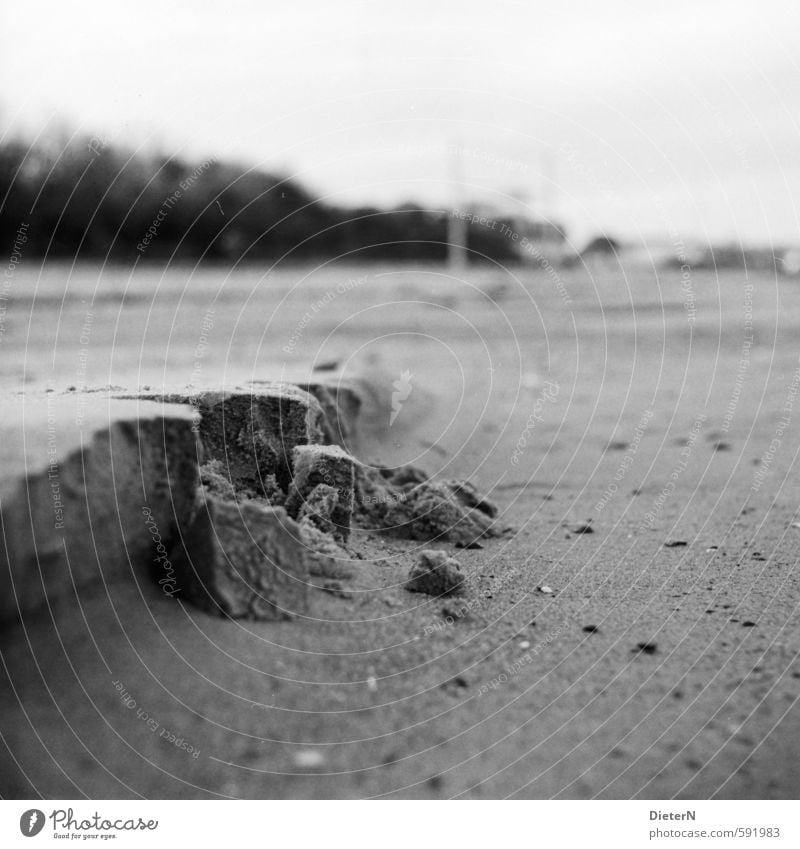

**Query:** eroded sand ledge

left=0, top=380, right=501, bottom=627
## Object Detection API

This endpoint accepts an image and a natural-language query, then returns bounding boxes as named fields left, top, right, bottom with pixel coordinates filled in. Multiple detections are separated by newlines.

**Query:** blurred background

left=3, top=0, right=800, bottom=261
left=1, top=0, right=799, bottom=394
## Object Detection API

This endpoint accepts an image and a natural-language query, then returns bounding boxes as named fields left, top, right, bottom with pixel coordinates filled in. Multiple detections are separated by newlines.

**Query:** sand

left=0, top=260, right=798, bottom=798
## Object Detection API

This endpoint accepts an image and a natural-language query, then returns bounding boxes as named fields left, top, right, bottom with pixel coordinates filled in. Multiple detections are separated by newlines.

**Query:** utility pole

left=447, top=139, right=468, bottom=270
left=540, top=146, right=557, bottom=222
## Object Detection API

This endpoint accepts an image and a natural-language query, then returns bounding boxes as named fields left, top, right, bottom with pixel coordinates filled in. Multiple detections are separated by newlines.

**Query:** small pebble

left=519, top=640, right=531, bottom=649
left=406, top=550, right=464, bottom=596
left=537, top=585, right=554, bottom=594
left=322, top=581, right=353, bottom=599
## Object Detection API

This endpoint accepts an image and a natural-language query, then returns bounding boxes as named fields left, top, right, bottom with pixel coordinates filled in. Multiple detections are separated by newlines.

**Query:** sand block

left=171, top=496, right=310, bottom=619
left=0, top=394, right=199, bottom=624
left=405, top=550, right=465, bottom=596
left=285, top=444, right=357, bottom=541
left=295, top=484, right=340, bottom=537
left=395, top=481, right=497, bottom=544
left=299, top=379, right=362, bottom=448
left=354, top=466, right=500, bottom=545
left=127, top=383, right=328, bottom=494
left=242, top=376, right=363, bottom=450
left=442, top=479, right=499, bottom=518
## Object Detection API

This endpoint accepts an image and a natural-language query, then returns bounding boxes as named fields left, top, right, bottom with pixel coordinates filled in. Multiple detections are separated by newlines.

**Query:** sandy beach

left=1, top=260, right=798, bottom=799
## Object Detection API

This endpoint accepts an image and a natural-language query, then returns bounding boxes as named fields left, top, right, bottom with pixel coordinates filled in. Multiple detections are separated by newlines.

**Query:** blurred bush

left=0, top=135, right=523, bottom=264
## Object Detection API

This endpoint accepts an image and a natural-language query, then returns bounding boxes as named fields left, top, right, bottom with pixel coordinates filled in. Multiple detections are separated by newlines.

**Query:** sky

left=3, top=0, right=800, bottom=247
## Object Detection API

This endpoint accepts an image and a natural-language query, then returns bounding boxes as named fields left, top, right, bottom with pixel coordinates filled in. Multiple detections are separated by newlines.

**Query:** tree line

left=0, top=135, right=539, bottom=264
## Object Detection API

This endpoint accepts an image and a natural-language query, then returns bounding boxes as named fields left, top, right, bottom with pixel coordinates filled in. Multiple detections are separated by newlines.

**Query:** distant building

left=562, top=234, right=621, bottom=268
left=662, top=244, right=780, bottom=273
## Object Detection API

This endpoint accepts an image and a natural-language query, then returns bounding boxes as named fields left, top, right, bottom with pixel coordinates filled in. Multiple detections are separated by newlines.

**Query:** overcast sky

left=3, top=0, right=800, bottom=246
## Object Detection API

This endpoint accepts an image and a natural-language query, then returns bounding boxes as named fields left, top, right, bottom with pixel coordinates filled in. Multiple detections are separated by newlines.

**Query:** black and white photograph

left=0, top=0, right=799, bottom=842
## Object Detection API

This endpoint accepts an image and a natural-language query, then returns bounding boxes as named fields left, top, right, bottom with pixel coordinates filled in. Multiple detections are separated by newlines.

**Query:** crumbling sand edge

left=0, top=381, right=502, bottom=627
